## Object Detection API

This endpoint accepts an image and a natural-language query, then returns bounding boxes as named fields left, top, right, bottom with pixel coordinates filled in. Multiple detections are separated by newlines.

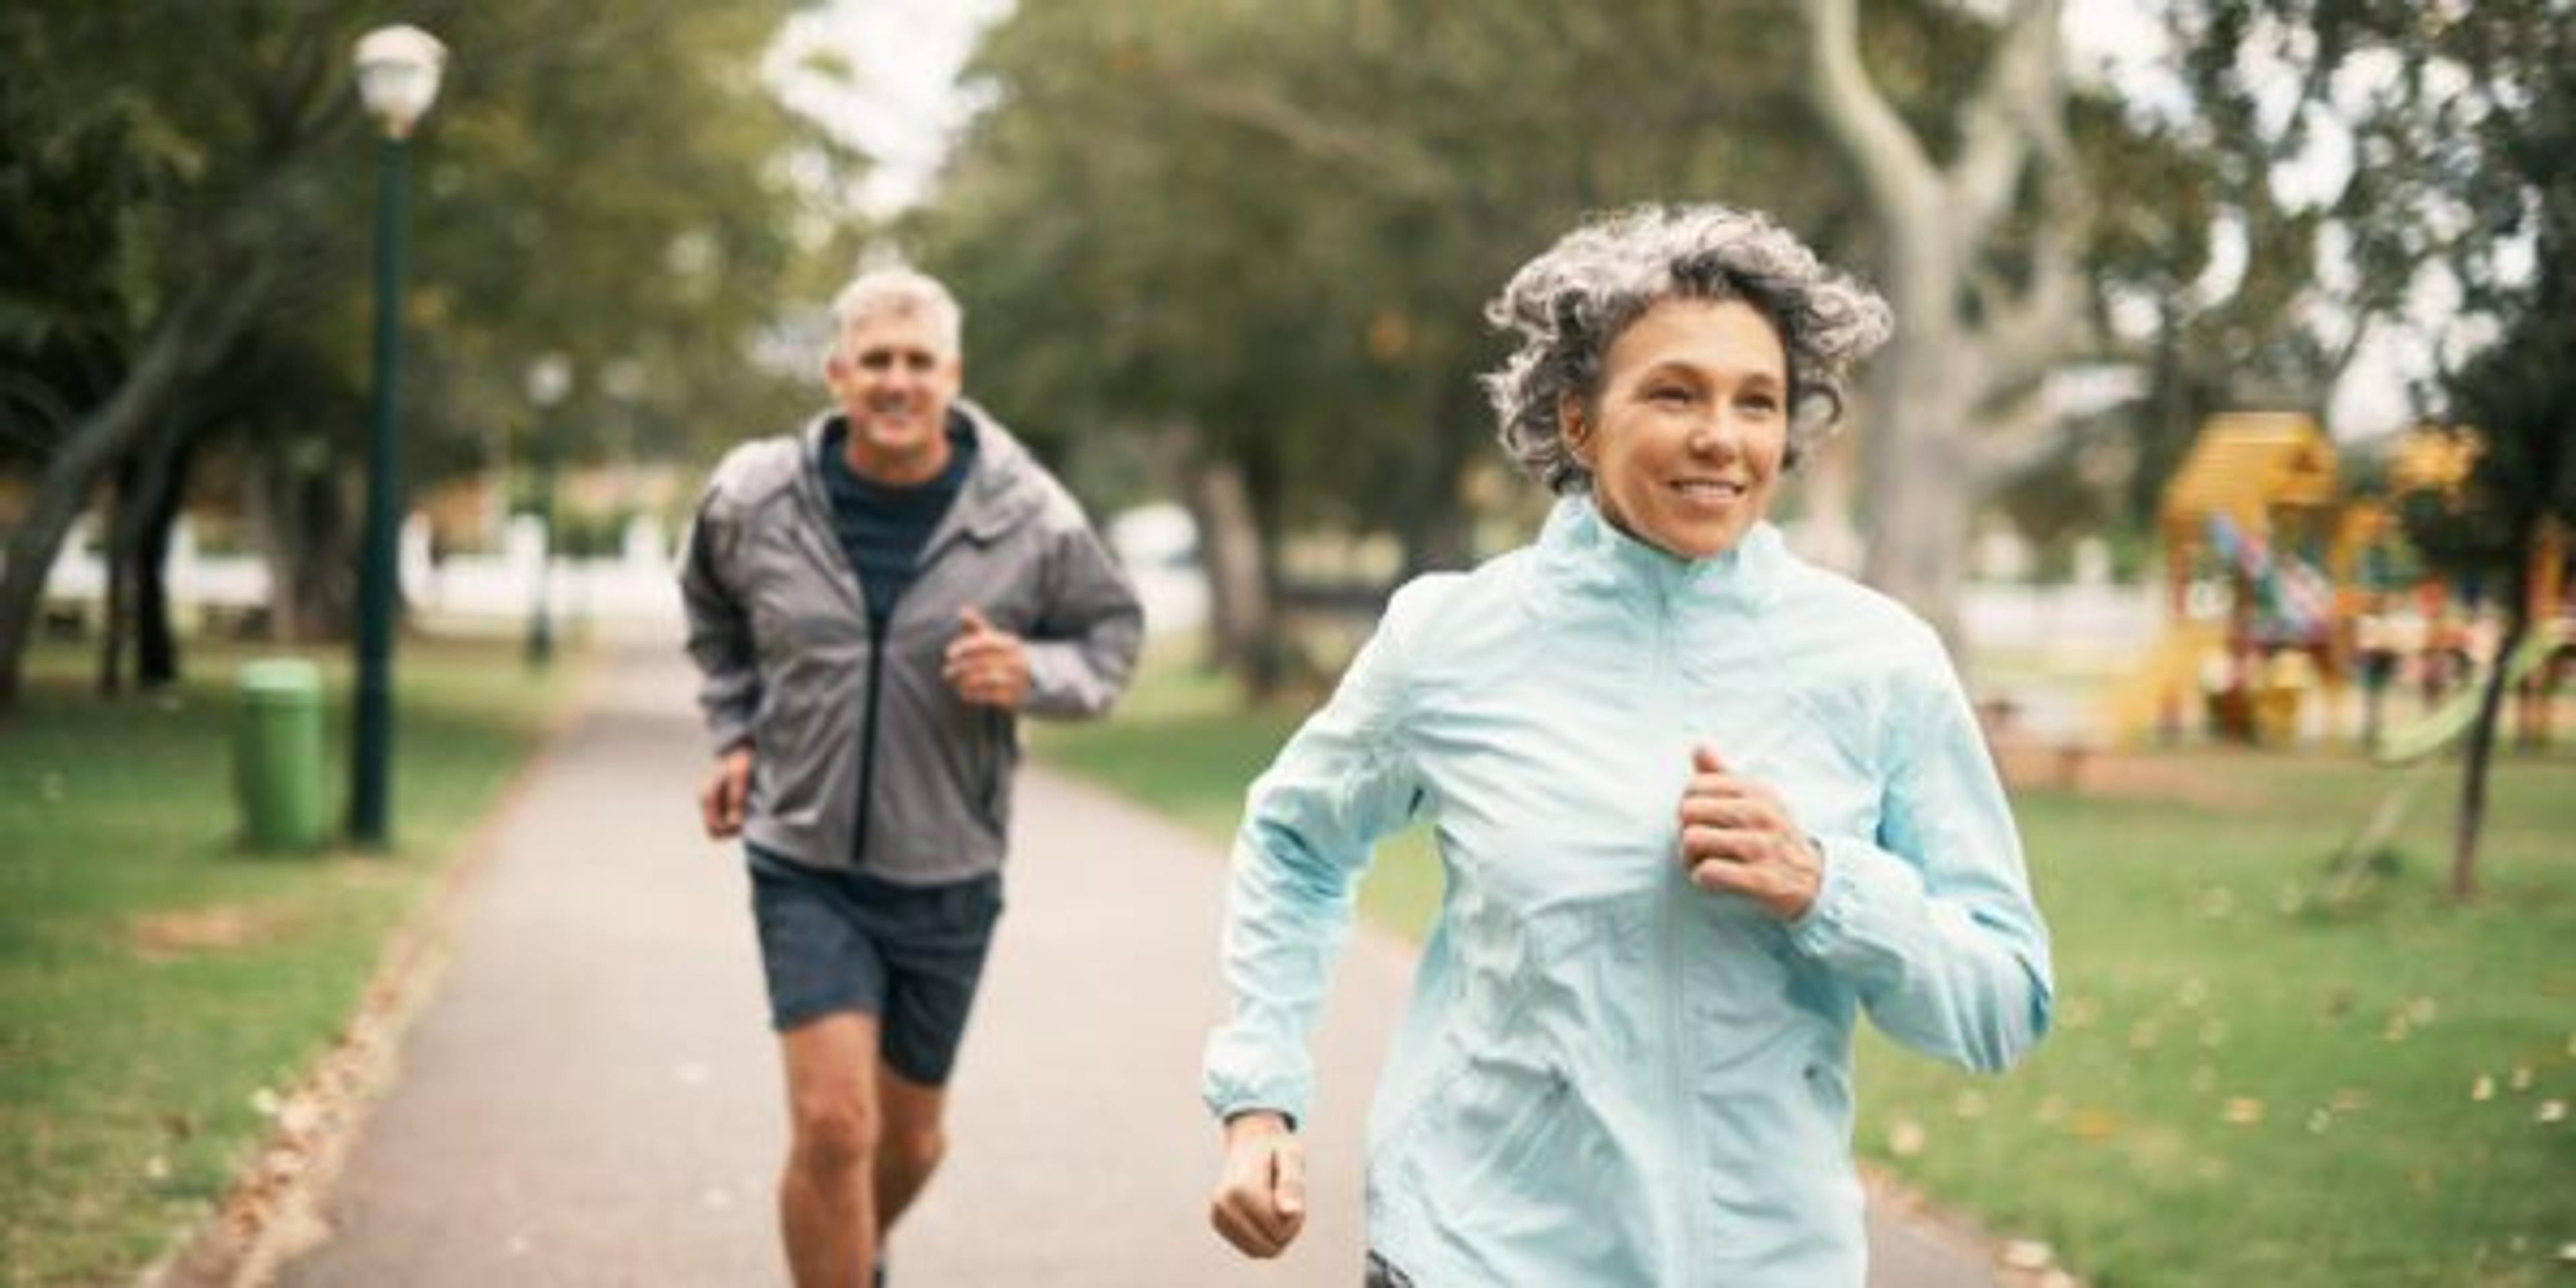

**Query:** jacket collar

left=1536, top=494, right=1784, bottom=614
left=796, top=398, right=1044, bottom=545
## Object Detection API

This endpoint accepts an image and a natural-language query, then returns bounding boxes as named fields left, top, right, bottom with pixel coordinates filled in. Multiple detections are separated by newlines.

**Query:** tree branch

left=1978, top=217, right=2089, bottom=392
left=1970, top=374, right=2141, bottom=488
left=1799, top=0, right=1945, bottom=233
left=1945, top=0, right=2059, bottom=248
left=1968, top=0, right=2086, bottom=394
left=1145, top=58, right=1459, bottom=203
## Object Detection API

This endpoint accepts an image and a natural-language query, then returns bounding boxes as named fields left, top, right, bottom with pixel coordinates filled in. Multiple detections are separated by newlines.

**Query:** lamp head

left=526, top=354, right=575, bottom=409
left=354, top=25, right=447, bottom=140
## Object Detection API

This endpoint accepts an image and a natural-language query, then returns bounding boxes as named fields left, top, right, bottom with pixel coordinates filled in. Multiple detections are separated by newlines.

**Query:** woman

left=1202, top=205, right=2053, bottom=1286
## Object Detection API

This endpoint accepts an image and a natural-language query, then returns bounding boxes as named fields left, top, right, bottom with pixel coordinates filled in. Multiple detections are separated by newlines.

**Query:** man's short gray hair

left=829, top=265, right=964, bottom=358
left=1481, top=204, right=1894, bottom=492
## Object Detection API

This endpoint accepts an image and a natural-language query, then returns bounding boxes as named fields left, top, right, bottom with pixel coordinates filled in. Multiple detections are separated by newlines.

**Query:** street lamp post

left=347, top=25, right=445, bottom=847
left=524, top=354, right=572, bottom=668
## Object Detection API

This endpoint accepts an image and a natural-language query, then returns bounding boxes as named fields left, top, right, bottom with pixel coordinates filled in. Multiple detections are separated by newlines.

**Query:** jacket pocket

left=977, top=708, right=1017, bottom=829
left=1800, top=1035, right=1856, bottom=1146
left=1401, top=1065, right=1574, bottom=1236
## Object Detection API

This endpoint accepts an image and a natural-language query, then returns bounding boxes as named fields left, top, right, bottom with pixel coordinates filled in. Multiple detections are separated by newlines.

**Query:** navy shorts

left=747, top=850, right=1005, bottom=1087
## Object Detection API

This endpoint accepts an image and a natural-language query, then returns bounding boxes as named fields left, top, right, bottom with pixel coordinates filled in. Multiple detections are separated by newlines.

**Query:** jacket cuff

left=1785, top=833, right=1925, bottom=975
left=706, top=711, right=755, bottom=756
left=1203, top=1035, right=1313, bottom=1129
left=1022, top=640, right=1106, bottom=718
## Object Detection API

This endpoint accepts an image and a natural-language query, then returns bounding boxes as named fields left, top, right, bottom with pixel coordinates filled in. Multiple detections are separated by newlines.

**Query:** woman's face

left=1563, top=297, right=1790, bottom=561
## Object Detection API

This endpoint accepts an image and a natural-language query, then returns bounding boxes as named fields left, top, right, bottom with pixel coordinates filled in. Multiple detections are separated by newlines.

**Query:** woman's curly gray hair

left=1482, top=204, right=1894, bottom=492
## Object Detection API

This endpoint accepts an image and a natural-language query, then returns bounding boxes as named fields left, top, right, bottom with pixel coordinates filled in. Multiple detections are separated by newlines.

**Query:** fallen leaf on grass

left=2223, top=1097, right=2264, bottom=1126
left=130, top=904, right=301, bottom=962
left=2473, top=1075, right=2496, bottom=1102
left=2000, top=1240, right=2055, bottom=1272
left=1887, top=1118, right=1926, bottom=1158
left=2538, top=1101, right=2567, bottom=1125
left=2070, top=1107, right=2123, bottom=1142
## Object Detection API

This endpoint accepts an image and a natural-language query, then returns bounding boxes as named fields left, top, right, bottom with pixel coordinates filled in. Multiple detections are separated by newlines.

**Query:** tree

left=0, top=1, right=833, bottom=710
left=2410, top=284, right=2575, bottom=898
left=1798, top=0, right=2092, bottom=642
left=2398, top=13, right=2572, bottom=898
left=2180, top=0, right=2571, bottom=896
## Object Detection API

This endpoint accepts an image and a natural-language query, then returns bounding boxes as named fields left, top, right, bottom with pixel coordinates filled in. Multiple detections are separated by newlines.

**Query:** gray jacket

left=680, top=402, right=1142, bottom=884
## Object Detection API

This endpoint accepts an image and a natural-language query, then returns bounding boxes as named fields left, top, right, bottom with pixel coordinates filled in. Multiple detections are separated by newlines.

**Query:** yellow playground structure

left=2107, top=413, right=2571, bottom=751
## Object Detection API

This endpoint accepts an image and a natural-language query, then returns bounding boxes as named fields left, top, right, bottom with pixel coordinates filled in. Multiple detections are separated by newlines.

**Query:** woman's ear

left=1558, top=393, right=1593, bottom=464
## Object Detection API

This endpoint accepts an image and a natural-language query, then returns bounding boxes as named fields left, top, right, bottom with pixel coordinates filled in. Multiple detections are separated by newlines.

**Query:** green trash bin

left=235, top=659, right=326, bottom=852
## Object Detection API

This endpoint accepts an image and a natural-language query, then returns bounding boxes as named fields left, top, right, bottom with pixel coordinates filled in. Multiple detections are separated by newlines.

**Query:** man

left=680, top=266, right=1141, bottom=1287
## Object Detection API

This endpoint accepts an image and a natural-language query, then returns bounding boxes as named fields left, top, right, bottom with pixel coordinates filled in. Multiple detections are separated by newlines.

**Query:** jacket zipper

left=852, top=609, right=890, bottom=865
left=1655, top=580, right=1697, bottom=1285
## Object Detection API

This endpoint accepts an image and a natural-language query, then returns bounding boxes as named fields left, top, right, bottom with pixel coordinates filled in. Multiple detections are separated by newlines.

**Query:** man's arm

left=1017, top=515, right=1143, bottom=719
left=678, top=488, right=763, bottom=755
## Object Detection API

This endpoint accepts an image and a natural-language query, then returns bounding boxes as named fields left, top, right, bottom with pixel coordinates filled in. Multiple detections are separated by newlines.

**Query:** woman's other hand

left=1676, top=745, right=1823, bottom=920
left=1210, top=1110, right=1306, bottom=1258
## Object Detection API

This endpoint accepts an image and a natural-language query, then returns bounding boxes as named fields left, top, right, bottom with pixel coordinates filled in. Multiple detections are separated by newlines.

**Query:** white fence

left=32, top=508, right=2149, bottom=662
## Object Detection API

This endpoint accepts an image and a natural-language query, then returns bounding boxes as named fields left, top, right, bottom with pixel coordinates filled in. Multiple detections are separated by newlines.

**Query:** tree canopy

left=0, top=0, right=849, bottom=704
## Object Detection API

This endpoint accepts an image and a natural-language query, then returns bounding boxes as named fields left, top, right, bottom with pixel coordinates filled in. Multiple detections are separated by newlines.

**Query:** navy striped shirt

left=818, top=412, right=977, bottom=628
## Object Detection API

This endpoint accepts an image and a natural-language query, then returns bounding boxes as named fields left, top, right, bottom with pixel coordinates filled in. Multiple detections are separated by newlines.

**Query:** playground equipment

left=2112, top=413, right=2341, bottom=743
left=2108, top=415, right=2572, bottom=748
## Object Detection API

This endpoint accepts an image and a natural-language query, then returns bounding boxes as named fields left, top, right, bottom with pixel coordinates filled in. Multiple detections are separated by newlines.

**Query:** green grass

left=1028, top=643, right=1444, bottom=938
left=0, top=638, right=573, bottom=1287
left=1038, top=645, right=2576, bottom=1287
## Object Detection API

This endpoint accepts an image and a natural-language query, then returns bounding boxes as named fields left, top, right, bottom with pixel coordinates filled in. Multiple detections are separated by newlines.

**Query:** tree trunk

left=1185, top=454, right=1272, bottom=689
left=1857, top=315, right=1979, bottom=645
left=1397, top=383, right=1483, bottom=578
left=1791, top=423, right=1865, bottom=574
left=250, top=451, right=359, bottom=644
left=2451, top=553, right=2532, bottom=901
left=94, top=413, right=194, bottom=694
left=98, top=457, right=136, bottom=696
left=133, top=429, right=193, bottom=686
left=1239, top=439, right=1296, bottom=698
left=0, top=281, right=261, bottom=714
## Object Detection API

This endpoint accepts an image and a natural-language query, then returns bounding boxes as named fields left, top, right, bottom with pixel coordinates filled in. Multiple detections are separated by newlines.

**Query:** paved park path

left=277, top=643, right=2003, bottom=1287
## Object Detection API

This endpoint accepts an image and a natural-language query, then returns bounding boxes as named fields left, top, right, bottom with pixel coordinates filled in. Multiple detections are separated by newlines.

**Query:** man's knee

left=882, top=1121, right=946, bottom=1178
left=789, top=1090, right=881, bottom=1175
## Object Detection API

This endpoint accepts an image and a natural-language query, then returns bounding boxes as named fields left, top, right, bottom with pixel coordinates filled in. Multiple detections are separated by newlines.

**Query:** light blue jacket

left=1204, top=498, right=2052, bottom=1286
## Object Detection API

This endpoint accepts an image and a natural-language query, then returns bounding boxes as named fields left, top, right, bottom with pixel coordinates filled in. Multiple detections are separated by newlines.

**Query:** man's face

left=824, top=309, right=961, bottom=482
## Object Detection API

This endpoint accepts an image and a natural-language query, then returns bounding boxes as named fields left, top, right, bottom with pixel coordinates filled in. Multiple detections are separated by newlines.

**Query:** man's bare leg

left=873, top=1062, right=951, bottom=1232
left=779, top=1013, right=881, bottom=1288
